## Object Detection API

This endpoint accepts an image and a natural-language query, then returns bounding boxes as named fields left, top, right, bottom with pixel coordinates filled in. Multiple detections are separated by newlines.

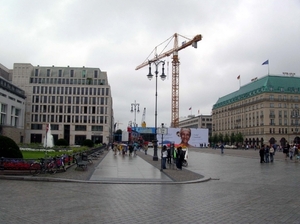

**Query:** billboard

left=156, top=128, right=208, bottom=147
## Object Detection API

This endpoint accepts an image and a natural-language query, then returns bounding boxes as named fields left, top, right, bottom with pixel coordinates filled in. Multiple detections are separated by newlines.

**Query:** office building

left=178, top=114, right=212, bottom=137
left=12, top=63, right=113, bottom=145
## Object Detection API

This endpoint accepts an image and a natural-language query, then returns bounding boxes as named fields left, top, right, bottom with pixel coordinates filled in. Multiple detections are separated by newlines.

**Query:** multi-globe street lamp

left=147, top=59, right=166, bottom=161
left=292, top=108, right=300, bottom=144
left=130, top=100, right=140, bottom=127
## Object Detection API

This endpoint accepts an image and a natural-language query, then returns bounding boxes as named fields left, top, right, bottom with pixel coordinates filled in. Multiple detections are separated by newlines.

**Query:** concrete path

left=89, top=149, right=172, bottom=182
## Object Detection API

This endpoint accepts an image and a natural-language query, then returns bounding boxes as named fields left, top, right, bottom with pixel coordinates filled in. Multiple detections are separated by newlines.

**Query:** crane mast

left=136, top=33, right=202, bottom=127
left=141, top=108, right=146, bottom=127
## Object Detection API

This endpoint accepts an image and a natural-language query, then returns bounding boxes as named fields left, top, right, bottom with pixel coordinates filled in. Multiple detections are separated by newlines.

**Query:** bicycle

left=30, top=158, right=57, bottom=176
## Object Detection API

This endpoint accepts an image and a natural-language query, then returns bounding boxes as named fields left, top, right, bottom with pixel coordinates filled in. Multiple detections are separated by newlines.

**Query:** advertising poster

left=156, top=127, right=208, bottom=147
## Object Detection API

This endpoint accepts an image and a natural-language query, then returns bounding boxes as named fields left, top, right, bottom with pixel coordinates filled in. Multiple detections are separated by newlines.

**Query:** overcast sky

left=1, top=0, right=300, bottom=131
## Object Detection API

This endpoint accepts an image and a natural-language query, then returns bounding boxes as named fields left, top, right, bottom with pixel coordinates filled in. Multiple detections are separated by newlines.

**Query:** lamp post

left=130, top=100, right=140, bottom=127
left=292, top=108, right=300, bottom=144
left=147, top=59, right=166, bottom=161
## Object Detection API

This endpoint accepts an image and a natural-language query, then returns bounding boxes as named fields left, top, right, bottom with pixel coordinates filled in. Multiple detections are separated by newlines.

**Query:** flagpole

left=268, top=61, right=270, bottom=75
left=239, top=77, right=241, bottom=88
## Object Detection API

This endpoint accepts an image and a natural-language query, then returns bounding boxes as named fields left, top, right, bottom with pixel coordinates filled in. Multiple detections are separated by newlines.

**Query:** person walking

left=162, top=146, right=168, bottom=169
left=259, top=146, right=265, bottom=163
left=264, top=145, right=270, bottom=163
left=176, top=147, right=183, bottom=170
left=167, top=147, right=171, bottom=164
left=289, top=145, right=295, bottom=160
left=294, top=145, right=299, bottom=162
left=269, top=144, right=275, bottom=163
left=284, top=143, right=290, bottom=160
left=220, top=143, right=224, bottom=154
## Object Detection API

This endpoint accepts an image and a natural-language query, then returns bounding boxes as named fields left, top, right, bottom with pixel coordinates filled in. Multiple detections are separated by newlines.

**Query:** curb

left=0, top=174, right=211, bottom=185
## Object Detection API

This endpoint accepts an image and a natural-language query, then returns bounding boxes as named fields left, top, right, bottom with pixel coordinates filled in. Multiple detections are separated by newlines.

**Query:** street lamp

left=130, top=100, right=140, bottom=127
left=292, top=108, right=300, bottom=144
left=147, top=59, right=166, bottom=161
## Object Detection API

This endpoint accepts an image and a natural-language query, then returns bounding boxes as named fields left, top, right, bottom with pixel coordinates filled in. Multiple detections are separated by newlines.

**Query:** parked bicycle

left=30, top=158, right=57, bottom=176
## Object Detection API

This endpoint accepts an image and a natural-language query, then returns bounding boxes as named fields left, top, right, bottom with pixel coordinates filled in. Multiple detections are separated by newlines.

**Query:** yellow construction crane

left=135, top=33, right=202, bottom=127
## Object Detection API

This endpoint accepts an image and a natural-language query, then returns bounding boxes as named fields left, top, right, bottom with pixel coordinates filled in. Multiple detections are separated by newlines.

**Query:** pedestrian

left=284, top=143, right=290, bottom=160
left=269, top=144, right=275, bottom=163
left=176, top=147, right=183, bottom=170
left=289, top=145, right=295, bottom=160
left=113, top=144, right=118, bottom=155
left=220, top=143, right=224, bottom=154
left=264, top=145, right=270, bottom=163
left=133, top=144, right=137, bottom=156
left=259, top=146, right=265, bottom=163
left=162, top=145, right=168, bottom=169
left=167, top=147, right=171, bottom=164
left=294, top=145, right=299, bottom=162
left=128, top=144, right=133, bottom=156
left=144, top=145, right=148, bottom=155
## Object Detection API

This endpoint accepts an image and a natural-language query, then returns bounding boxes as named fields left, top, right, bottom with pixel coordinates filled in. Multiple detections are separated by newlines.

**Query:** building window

left=70, top=70, right=74, bottom=77
left=82, top=70, right=86, bottom=78
left=58, top=70, right=62, bottom=77
left=47, top=69, right=50, bottom=77
left=75, top=125, right=87, bottom=131
left=35, top=69, right=39, bottom=76
left=91, top=126, right=103, bottom=131
left=94, top=70, right=98, bottom=78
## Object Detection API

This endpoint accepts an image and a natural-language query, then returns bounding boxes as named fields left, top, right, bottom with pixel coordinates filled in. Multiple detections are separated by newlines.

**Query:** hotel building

left=212, top=74, right=300, bottom=147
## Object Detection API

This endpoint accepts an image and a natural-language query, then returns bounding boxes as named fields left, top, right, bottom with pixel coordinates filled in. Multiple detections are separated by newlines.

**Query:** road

left=1, top=148, right=300, bottom=223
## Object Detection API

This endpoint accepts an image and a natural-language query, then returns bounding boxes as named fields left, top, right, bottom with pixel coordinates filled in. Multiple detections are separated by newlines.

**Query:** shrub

left=82, top=139, right=94, bottom=148
left=55, top=138, right=69, bottom=146
left=0, top=136, right=23, bottom=158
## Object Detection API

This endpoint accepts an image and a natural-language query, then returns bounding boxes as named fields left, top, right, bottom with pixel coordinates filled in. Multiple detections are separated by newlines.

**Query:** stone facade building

left=212, top=74, right=300, bottom=147
left=11, top=63, right=114, bottom=145
left=0, top=64, right=26, bottom=143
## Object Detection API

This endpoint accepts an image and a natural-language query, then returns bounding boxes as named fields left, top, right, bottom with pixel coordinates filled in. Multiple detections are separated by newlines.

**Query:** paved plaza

left=1, top=148, right=300, bottom=223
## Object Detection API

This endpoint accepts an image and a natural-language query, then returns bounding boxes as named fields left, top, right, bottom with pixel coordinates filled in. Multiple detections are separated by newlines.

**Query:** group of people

left=259, top=143, right=300, bottom=163
left=112, top=142, right=148, bottom=156
left=161, top=145, right=188, bottom=170
left=283, top=143, right=299, bottom=161
left=259, top=144, right=276, bottom=163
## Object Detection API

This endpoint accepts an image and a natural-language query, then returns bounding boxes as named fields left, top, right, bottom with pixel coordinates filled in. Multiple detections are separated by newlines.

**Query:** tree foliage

left=0, top=135, right=23, bottom=158
left=82, top=139, right=94, bottom=147
left=55, top=138, right=69, bottom=146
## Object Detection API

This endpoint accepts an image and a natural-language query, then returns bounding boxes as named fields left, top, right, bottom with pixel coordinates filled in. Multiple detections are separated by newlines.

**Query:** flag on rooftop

left=237, top=75, right=240, bottom=79
left=262, top=60, right=269, bottom=65
left=189, top=107, right=192, bottom=110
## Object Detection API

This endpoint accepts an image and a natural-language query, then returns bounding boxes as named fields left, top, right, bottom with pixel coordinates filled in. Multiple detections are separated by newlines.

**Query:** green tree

left=0, top=136, right=23, bottom=158
left=218, top=133, right=224, bottom=143
left=55, top=138, right=69, bottom=146
left=212, top=133, right=218, bottom=146
left=224, top=133, right=230, bottom=145
left=230, top=133, right=236, bottom=145
left=236, top=132, right=244, bottom=146
left=82, top=139, right=94, bottom=147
